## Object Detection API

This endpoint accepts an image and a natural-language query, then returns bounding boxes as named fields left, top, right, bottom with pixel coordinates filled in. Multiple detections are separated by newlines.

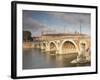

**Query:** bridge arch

left=60, top=39, right=79, bottom=54
left=43, top=42, right=46, bottom=46
left=49, top=41, right=58, bottom=53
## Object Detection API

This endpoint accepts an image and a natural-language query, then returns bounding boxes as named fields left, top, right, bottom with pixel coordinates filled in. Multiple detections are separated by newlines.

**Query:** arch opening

left=49, top=42, right=57, bottom=54
left=62, top=41, right=77, bottom=54
left=43, top=43, right=46, bottom=49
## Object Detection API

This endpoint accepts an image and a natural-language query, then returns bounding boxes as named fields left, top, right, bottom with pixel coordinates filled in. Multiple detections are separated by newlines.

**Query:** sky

left=23, top=10, right=91, bottom=37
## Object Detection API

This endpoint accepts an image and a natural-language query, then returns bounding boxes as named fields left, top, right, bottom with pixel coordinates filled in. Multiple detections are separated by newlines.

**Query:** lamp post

left=64, top=26, right=65, bottom=33
left=80, top=20, right=82, bottom=35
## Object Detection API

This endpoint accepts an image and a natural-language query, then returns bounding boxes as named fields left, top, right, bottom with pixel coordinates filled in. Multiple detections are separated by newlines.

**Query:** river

left=23, top=48, right=90, bottom=69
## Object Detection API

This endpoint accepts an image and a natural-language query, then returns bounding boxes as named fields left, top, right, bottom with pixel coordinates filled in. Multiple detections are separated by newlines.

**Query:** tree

left=23, top=31, right=33, bottom=42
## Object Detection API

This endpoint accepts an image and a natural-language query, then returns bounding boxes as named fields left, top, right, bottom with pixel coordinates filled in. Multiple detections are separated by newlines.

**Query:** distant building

left=32, top=37, right=42, bottom=42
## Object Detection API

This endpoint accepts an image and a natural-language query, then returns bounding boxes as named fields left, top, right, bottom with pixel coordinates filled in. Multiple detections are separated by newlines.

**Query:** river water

left=23, top=48, right=90, bottom=69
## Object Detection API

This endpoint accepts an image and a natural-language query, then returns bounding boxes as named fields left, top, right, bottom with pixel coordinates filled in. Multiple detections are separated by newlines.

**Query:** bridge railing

left=41, top=36, right=90, bottom=41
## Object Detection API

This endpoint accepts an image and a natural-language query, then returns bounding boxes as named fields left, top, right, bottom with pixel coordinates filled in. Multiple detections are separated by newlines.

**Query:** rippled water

left=23, top=48, right=90, bottom=69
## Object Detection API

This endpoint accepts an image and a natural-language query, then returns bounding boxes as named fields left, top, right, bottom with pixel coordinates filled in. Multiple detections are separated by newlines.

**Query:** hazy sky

left=23, top=10, right=91, bottom=37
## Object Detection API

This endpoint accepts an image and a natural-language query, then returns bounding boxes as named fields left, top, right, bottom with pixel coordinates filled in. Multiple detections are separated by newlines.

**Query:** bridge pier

left=45, top=47, right=50, bottom=52
left=55, top=49, right=62, bottom=54
left=71, top=43, right=88, bottom=63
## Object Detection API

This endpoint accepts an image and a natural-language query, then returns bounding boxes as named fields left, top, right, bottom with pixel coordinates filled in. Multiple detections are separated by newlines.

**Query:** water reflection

left=23, top=48, right=90, bottom=69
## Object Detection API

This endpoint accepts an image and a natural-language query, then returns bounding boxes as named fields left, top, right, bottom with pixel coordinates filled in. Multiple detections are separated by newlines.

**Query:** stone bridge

left=33, top=33, right=90, bottom=55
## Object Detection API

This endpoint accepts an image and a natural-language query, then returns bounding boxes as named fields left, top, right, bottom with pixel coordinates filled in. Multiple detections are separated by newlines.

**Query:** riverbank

left=23, top=42, right=34, bottom=48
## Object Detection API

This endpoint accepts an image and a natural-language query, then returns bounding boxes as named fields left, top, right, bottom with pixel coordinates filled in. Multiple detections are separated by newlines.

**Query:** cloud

left=23, top=10, right=49, bottom=36
left=23, top=17, right=47, bottom=30
left=23, top=10, right=90, bottom=36
left=47, top=12, right=90, bottom=25
left=47, top=12, right=91, bottom=35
